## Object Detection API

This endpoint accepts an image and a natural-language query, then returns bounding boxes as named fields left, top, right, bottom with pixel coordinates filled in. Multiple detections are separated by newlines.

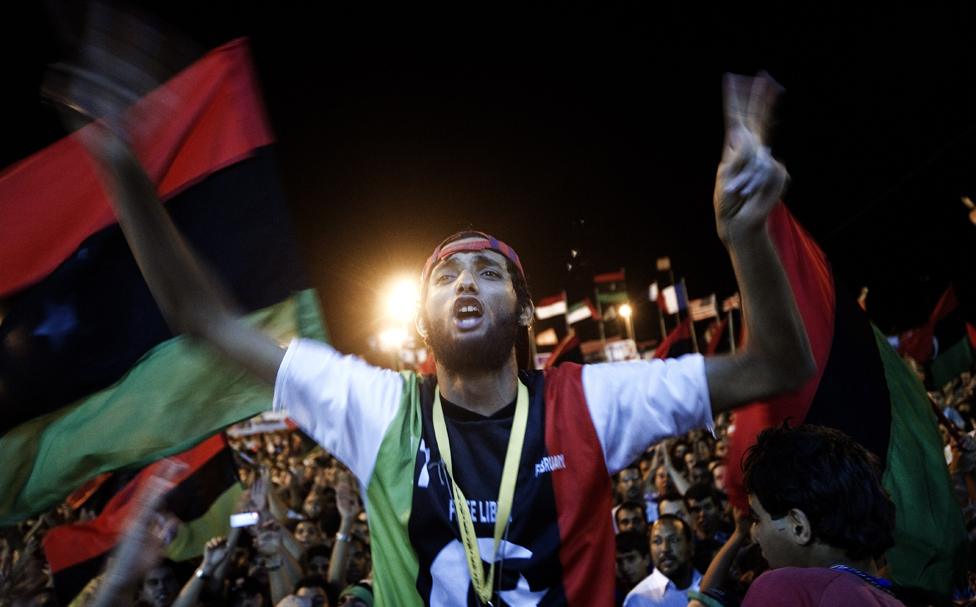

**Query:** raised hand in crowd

left=255, top=519, right=302, bottom=605
left=171, top=535, right=234, bottom=607
left=328, top=472, right=365, bottom=587
left=88, top=460, right=183, bottom=607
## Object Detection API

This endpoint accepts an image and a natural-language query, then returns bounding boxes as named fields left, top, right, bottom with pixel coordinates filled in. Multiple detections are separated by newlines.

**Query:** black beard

left=427, top=305, right=519, bottom=374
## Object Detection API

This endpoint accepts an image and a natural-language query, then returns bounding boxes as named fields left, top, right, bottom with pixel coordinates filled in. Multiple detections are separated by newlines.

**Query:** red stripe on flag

left=653, top=316, right=691, bottom=359
left=0, top=38, right=273, bottom=297
left=898, top=286, right=960, bottom=363
left=724, top=203, right=836, bottom=510
left=537, top=293, right=566, bottom=307
left=593, top=270, right=625, bottom=284
left=968, top=322, right=976, bottom=350
left=543, top=332, right=580, bottom=369
left=705, top=316, right=729, bottom=356
left=43, top=434, right=226, bottom=573
left=544, top=364, right=615, bottom=605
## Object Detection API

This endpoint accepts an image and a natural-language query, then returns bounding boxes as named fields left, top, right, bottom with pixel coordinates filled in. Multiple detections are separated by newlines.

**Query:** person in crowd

left=616, top=501, right=650, bottom=536
left=616, top=531, right=652, bottom=604
left=738, top=423, right=902, bottom=606
left=336, top=582, right=373, bottom=607
left=624, top=515, right=701, bottom=606
left=684, top=483, right=730, bottom=573
left=657, top=492, right=690, bottom=525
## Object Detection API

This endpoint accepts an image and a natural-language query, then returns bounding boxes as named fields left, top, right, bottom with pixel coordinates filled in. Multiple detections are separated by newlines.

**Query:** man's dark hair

left=743, top=422, right=895, bottom=561
left=615, top=501, right=647, bottom=523
left=301, top=544, right=332, bottom=570
left=616, top=530, right=650, bottom=557
left=652, top=514, right=692, bottom=543
left=683, top=482, right=722, bottom=506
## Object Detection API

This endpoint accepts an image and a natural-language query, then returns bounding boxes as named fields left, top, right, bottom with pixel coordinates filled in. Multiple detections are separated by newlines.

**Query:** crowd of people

left=2, top=367, right=974, bottom=606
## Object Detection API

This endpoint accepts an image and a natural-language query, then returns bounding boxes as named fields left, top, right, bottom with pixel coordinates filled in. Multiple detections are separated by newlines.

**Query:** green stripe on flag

left=874, top=327, right=967, bottom=596
left=0, top=290, right=324, bottom=525
left=366, top=371, right=424, bottom=607
left=930, top=338, right=974, bottom=389
left=165, top=483, right=243, bottom=562
left=596, top=291, right=629, bottom=304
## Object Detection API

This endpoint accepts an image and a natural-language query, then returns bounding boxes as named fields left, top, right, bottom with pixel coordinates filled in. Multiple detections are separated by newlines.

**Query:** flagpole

left=727, top=309, right=736, bottom=354
left=594, top=285, right=607, bottom=347
left=658, top=308, right=667, bottom=344
left=682, top=279, right=700, bottom=354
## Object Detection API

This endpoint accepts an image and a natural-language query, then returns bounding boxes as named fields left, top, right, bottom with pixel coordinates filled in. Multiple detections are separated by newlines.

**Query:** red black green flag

left=0, top=38, right=325, bottom=524
left=42, top=434, right=242, bottom=605
left=724, top=203, right=967, bottom=599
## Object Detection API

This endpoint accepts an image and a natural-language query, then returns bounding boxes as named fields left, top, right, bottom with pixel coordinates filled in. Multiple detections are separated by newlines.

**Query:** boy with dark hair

left=740, top=423, right=901, bottom=606
left=616, top=531, right=652, bottom=600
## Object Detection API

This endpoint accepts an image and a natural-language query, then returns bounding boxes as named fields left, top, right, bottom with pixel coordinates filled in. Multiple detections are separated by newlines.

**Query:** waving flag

left=0, top=38, right=325, bottom=524
left=724, top=204, right=966, bottom=599
left=43, top=434, right=241, bottom=605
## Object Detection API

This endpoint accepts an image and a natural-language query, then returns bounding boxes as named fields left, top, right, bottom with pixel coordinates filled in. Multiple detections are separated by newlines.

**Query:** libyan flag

left=0, top=38, right=325, bottom=524
left=42, top=434, right=242, bottom=605
left=724, top=204, right=967, bottom=599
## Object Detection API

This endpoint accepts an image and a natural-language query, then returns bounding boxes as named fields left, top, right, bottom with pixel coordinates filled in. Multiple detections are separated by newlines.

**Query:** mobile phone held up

left=230, top=511, right=260, bottom=528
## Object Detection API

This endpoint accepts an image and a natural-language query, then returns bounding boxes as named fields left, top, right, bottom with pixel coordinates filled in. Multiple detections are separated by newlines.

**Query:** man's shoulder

left=625, top=568, right=670, bottom=601
left=746, top=568, right=904, bottom=607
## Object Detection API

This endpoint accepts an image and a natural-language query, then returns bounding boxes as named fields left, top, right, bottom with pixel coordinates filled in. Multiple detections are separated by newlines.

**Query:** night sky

left=4, top=2, right=976, bottom=360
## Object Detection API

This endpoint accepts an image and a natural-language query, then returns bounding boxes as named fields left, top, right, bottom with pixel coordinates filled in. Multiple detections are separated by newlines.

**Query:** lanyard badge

left=432, top=381, right=529, bottom=606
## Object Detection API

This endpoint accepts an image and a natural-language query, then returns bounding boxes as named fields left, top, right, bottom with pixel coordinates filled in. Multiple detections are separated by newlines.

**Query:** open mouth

left=453, top=296, right=484, bottom=331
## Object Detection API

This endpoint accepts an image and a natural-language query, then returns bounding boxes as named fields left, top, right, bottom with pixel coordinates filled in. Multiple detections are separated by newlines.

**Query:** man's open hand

left=714, top=72, right=789, bottom=245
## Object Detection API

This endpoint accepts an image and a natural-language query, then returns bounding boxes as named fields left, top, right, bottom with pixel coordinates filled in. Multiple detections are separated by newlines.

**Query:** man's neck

left=666, top=566, right=694, bottom=590
left=435, top=354, right=519, bottom=417
left=804, top=544, right=879, bottom=576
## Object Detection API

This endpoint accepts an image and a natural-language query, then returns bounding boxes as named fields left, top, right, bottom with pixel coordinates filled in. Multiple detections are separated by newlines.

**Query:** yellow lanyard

left=432, top=381, right=529, bottom=606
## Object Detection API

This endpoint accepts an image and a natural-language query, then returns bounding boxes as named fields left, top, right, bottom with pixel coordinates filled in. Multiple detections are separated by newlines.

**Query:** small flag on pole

left=535, top=293, right=568, bottom=320
left=689, top=294, right=719, bottom=321
left=567, top=299, right=598, bottom=324
left=722, top=293, right=741, bottom=312
left=661, top=285, right=687, bottom=315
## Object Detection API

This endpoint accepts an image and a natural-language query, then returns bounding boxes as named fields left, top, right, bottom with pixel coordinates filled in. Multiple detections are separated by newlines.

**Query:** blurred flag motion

left=0, top=38, right=325, bottom=524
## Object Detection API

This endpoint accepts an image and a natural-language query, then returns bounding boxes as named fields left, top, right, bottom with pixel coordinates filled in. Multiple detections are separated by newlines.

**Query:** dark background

left=4, top=2, right=975, bottom=358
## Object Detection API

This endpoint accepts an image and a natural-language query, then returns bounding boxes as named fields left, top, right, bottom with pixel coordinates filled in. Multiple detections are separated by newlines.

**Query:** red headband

left=421, top=232, right=525, bottom=287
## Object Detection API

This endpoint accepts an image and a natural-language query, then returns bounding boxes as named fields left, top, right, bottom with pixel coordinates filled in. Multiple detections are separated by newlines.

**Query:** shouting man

left=63, top=60, right=812, bottom=606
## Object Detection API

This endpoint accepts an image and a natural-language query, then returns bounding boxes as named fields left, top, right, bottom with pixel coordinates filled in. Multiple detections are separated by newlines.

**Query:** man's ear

left=519, top=302, right=535, bottom=327
left=415, top=314, right=429, bottom=341
left=786, top=508, right=812, bottom=545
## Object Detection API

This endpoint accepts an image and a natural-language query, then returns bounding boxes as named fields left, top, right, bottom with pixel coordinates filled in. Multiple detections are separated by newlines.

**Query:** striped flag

left=722, top=293, right=741, bottom=311
left=0, top=39, right=325, bottom=524
left=42, top=434, right=242, bottom=605
left=535, top=293, right=568, bottom=320
left=661, top=284, right=687, bottom=315
left=689, top=294, right=718, bottom=321
left=724, top=203, right=966, bottom=599
left=567, top=299, right=598, bottom=324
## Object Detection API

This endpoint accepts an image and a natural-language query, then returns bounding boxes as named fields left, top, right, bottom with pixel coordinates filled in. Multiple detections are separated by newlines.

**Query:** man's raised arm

left=47, top=40, right=287, bottom=385
left=704, top=73, right=816, bottom=414
left=86, top=124, right=286, bottom=383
